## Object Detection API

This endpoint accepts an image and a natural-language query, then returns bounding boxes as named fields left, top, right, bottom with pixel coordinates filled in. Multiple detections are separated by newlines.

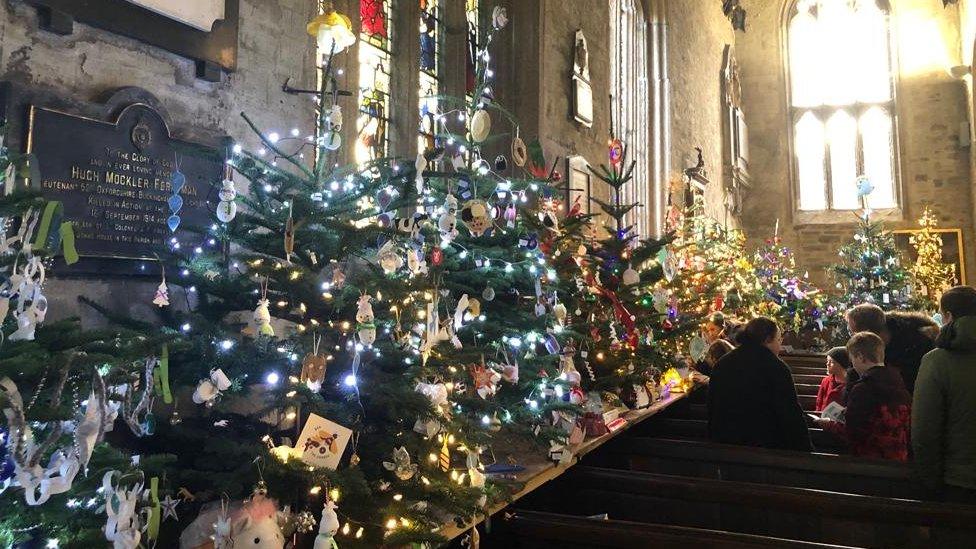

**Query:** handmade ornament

left=9, top=257, right=47, bottom=342
left=376, top=240, right=403, bottom=274
left=469, top=362, right=501, bottom=399
left=414, top=152, right=428, bottom=194
left=609, top=138, right=624, bottom=166
left=439, top=194, right=459, bottom=244
left=297, top=414, right=352, bottom=469
left=395, top=212, right=429, bottom=240
left=407, top=247, right=428, bottom=276
left=283, top=204, right=295, bottom=262
left=492, top=5, right=509, bottom=29
left=153, top=267, right=169, bottom=307
left=179, top=493, right=286, bottom=549
left=301, top=333, right=327, bottom=391
left=306, top=5, right=355, bottom=54
left=313, top=499, right=340, bottom=549
left=482, top=286, right=495, bottom=301
left=356, top=294, right=376, bottom=346
left=494, top=154, right=508, bottom=172
left=249, top=279, right=275, bottom=338
left=439, top=435, right=451, bottom=472
left=167, top=164, right=185, bottom=233
left=552, top=299, right=567, bottom=326
left=460, top=199, right=492, bottom=237
left=383, top=446, right=419, bottom=480
left=121, top=358, right=157, bottom=437
left=217, top=176, right=238, bottom=223
left=622, top=266, right=640, bottom=286
left=192, top=369, right=232, bottom=406
left=103, top=471, right=144, bottom=549
left=689, top=335, right=707, bottom=362
left=511, top=130, right=528, bottom=167
left=469, top=109, right=491, bottom=142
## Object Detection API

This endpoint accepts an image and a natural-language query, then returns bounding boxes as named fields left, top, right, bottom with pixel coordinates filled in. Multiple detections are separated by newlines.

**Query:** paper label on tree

left=296, top=413, right=352, bottom=470
left=883, top=293, right=890, bottom=304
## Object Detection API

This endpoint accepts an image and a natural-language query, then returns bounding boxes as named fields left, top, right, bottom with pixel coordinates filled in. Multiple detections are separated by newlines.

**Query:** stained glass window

left=465, top=0, right=479, bottom=97
left=419, top=0, right=440, bottom=153
left=788, top=0, right=898, bottom=211
left=610, top=0, right=650, bottom=237
left=358, top=0, right=393, bottom=163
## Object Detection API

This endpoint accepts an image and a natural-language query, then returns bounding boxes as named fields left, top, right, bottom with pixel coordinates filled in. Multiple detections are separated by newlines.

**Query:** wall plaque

left=26, top=103, right=220, bottom=267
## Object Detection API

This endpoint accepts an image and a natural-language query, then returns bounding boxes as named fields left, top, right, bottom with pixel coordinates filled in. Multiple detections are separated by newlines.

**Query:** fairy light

left=356, top=527, right=364, bottom=538
left=265, top=372, right=280, bottom=385
left=219, top=340, right=234, bottom=351
left=385, top=518, right=397, bottom=530
left=309, top=486, right=321, bottom=495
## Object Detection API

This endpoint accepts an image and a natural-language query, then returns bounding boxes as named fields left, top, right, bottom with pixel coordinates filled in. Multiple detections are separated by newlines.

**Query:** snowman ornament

left=439, top=194, right=459, bottom=245
left=313, top=499, right=340, bottom=549
left=217, top=178, right=238, bottom=223
left=356, top=294, right=376, bottom=346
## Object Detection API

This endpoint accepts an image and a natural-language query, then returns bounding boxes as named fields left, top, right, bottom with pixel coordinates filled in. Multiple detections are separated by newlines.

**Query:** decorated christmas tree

left=909, top=207, right=956, bottom=307
left=752, top=223, right=832, bottom=337
left=832, top=210, right=913, bottom=310
left=1, top=6, right=684, bottom=548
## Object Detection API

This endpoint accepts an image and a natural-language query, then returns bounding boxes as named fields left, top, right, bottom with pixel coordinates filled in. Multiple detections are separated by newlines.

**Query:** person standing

left=845, top=303, right=937, bottom=394
left=708, top=317, right=812, bottom=451
left=816, top=347, right=850, bottom=412
left=818, top=332, right=911, bottom=461
left=913, top=286, right=976, bottom=503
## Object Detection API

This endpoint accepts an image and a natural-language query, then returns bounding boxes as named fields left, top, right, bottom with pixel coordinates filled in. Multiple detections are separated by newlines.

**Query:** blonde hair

left=846, top=332, right=885, bottom=364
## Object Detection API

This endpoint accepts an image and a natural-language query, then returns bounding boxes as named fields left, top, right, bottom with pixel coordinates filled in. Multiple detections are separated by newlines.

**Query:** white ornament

left=192, top=369, right=232, bottom=405
left=217, top=179, right=238, bottom=223
left=622, top=266, right=640, bottom=286
left=439, top=194, right=459, bottom=245
left=313, top=500, right=340, bottom=549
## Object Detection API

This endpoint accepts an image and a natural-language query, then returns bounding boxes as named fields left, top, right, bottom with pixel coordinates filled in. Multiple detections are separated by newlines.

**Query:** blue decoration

left=167, top=168, right=185, bottom=233
left=855, top=175, right=874, bottom=198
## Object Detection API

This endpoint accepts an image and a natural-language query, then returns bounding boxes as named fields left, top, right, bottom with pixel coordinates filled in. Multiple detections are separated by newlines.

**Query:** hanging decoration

left=301, top=333, right=328, bottom=391
left=153, top=264, right=170, bottom=307
left=167, top=159, right=185, bottom=233
left=382, top=446, right=419, bottom=480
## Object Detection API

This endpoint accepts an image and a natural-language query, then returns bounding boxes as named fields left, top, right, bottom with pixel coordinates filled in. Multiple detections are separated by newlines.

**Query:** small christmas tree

left=753, top=224, right=831, bottom=339
left=909, top=207, right=956, bottom=306
left=832, top=211, right=913, bottom=310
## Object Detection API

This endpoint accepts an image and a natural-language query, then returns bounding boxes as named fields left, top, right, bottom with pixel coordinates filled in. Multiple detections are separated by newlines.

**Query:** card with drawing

left=296, top=413, right=353, bottom=469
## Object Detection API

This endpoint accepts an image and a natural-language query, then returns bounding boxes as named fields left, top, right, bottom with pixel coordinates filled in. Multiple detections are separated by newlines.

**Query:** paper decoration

left=167, top=167, right=184, bottom=233
left=297, top=413, right=352, bottom=470
left=382, top=446, right=419, bottom=480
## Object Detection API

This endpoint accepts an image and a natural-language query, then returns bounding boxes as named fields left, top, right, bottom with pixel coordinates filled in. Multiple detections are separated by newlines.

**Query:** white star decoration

left=160, top=495, right=179, bottom=521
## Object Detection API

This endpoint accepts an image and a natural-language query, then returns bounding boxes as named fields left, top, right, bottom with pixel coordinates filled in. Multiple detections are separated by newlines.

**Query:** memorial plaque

left=26, top=103, right=220, bottom=266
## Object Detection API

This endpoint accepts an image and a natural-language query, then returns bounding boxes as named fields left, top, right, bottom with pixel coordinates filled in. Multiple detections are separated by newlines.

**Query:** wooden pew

left=793, top=373, right=825, bottom=385
left=796, top=383, right=819, bottom=396
left=594, top=437, right=908, bottom=498
left=563, top=467, right=975, bottom=548
left=502, top=510, right=857, bottom=549
left=784, top=354, right=828, bottom=370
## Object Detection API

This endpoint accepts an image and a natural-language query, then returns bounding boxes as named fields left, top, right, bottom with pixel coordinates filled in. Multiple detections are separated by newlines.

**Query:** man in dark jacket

left=708, top=318, right=812, bottom=451
left=845, top=304, right=937, bottom=394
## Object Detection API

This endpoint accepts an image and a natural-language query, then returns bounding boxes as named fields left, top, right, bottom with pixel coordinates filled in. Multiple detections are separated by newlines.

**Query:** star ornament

left=160, top=494, right=179, bottom=521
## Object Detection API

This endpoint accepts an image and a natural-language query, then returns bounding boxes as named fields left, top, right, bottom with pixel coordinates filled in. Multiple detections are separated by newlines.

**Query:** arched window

left=418, top=0, right=440, bottom=153
left=788, top=0, right=898, bottom=212
left=357, top=0, right=393, bottom=164
left=610, top=0, right=650, bottom=237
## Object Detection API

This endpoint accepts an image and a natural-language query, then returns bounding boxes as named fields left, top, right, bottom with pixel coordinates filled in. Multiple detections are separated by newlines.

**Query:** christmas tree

left=752, top=224, right=831, bottom=337
left=909, top=207, right=956, bottom=307
left=1, top=6, right=685, bottom=548
left=832, top=210, right=913, bottom=310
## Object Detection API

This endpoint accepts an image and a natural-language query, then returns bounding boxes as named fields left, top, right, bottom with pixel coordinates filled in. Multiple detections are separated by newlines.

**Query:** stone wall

left=736, top=0, right=975, bottom=288
left=0, top=0, right=318, bottom=325
left=666, top=0, right=737, bottom=226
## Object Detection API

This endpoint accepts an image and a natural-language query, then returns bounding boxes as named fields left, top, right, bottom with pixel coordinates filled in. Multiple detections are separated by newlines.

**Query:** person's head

left=939, top=286, right=976, bottom=325
left=846, top=332, right=885, bottom=374
left=846, top=303, right=886, bottom=337
left=705, top=339, right=734, bottom=366
left=737, top=317, right=782, bottom=355
left=934, top=286, right=976, bottom=349
left=702, top=312, right=726, bottom=343
left=825, top=346, right=852, bottom=379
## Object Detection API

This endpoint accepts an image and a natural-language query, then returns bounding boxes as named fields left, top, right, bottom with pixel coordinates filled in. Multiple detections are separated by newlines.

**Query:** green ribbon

left=59, top=222, right=78, bottom=264
left=155, top=344, right=172, bottom=404
left=32, top=201, right=60, bottom=251
left=146, top=477, right=160, bottom=539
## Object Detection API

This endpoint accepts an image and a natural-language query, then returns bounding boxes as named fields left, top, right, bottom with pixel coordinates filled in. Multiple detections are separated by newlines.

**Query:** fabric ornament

left=439, top=194, right=459, bottom=245
left=383, top=446, right=419, bottom=480
left=461, top=199, right=492, bottom=237
left=300, top=333, right=327, bottom=391
left=313, top=499, right=340, bottom=549
left=192, top=369, right=232, bottom=406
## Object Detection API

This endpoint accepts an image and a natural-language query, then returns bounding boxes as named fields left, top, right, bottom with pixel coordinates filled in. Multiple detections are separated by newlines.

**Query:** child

left=817, top=332, right=911, bottom=461
left=691, top=339, right=734, bottom=384
left=816, top=347, right=850, bottom=412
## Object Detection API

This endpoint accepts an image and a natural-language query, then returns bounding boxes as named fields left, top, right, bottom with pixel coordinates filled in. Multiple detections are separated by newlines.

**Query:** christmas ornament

left=216, top=176, right=238, bottom=223
left=469, top=361, right=501, bottom=399
left=469, top=109, right=491, bottom=142
left=296, top=413, right=352, bottom=470
left=512, top=129, right=528, bottom=167
left=609, top=138, right=624, bottom=166
left=356, top=294, right=376, bottom=346
left=383, top=446, right=419, bottom=480
left=300, top=333, right=327, bottom=391
left=249, top=279, right=275, bottom=338
left=407, top=247, right=429, bottom=276
left=121, top=358, right=157, bottom=437
left=494, top=154, right=508, bottom=172
left=461, top=199, right=492, bottom=237
left=622, top=265, right=640, bottom=286
left=283, top=204, right=295, bottom=262
left=153, top=277, right=170, bottom=307
left=313, top=499, right=340, bottom=549
left=376, top=240, right=403, bottom=274
left=439, top=194, right=459, bottom=244
left=482, top=286, right=495, bottom=301
left=394, top=212, right=429, bottom=240
left=192, top=369, right=232, bottom=406
left=9, top=257, right=47, bottom=342
left=306, top=5, right=355, bottom=54
left=102, top=470, right=143, bottom=549
left=167, top=164, right=185, bottom=233
left=160, top=494, right=180, bottom=521
left=492, top=5, right=509, bottom=29
left=439, top=435, right=451, bottom=472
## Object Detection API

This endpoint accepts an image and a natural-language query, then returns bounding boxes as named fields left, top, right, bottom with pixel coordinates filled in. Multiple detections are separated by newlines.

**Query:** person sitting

left=816, top=347, right=850, bottom=411
left=913, top=286, right=976, bottom=503
left=690, top=339, right=734, bottom=384
left=818, top=332, right=911, bottom=461
left=845, top=303, right=938, bottom=394
left=707, top=317, right=812, bottom=451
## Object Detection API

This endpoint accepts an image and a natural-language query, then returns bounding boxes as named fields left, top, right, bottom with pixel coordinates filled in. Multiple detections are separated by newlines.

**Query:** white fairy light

left=344, top=374, right=358, bottom=387
left=265, top=372, right=280, bottom=386
left=232, top=144, right=243, bottom=154
left=219, top=340, right=234, bottom=351
left=181, top=323, right=191, bottom=332
left=268, top=132, right=280, bottom=143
